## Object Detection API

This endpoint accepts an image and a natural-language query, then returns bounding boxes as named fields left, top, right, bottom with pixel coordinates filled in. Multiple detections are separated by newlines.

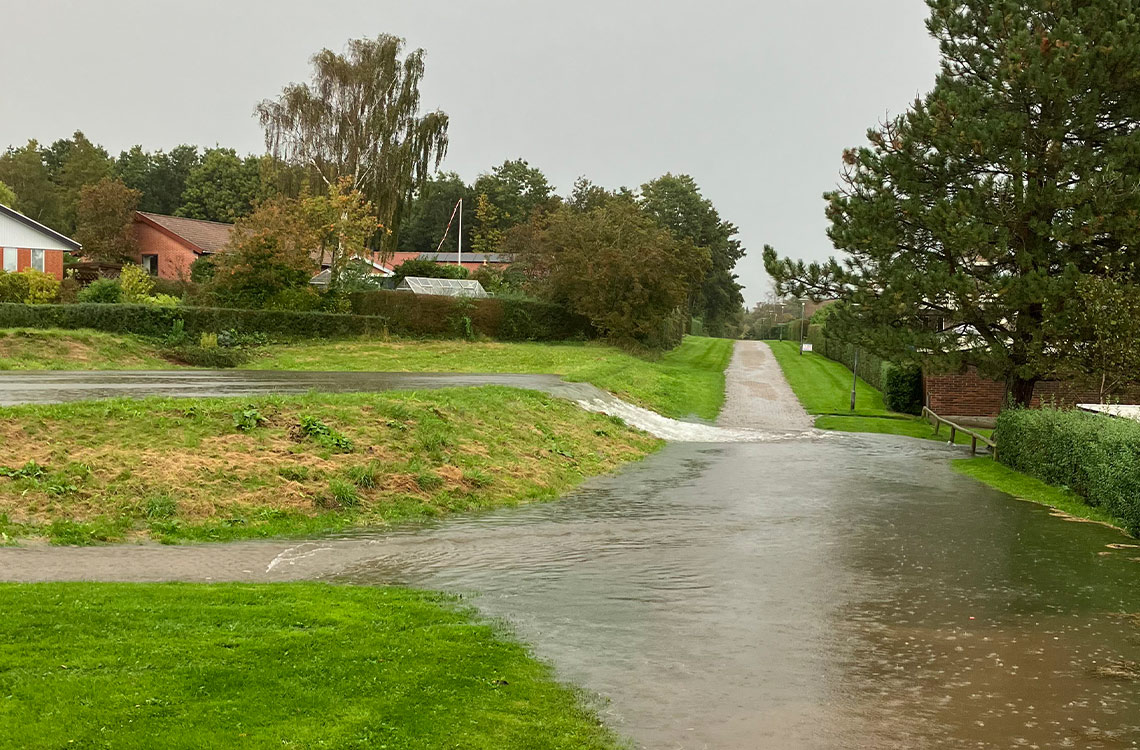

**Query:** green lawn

left=251, top=335, right=735, bottom=421
left=764, top=340, right=990, bottom=444
left=0, top=583, right=621, bottom=750
left=0, top=387, right=660, bottom=545
left=0, top=328, right=174, bottom=370
left=952, top=457, right=1128, bottom=532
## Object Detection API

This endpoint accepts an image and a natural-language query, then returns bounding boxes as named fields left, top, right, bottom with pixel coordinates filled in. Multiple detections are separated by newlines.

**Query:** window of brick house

left=142, top=254, right=158, bottom=276
left=1, top=248, right=15, bottom=272
left=30, top=249, right=44, bottom=272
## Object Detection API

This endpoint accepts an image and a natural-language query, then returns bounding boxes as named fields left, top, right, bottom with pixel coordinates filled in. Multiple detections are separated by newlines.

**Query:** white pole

left=457, top=198, right=463, bottom=268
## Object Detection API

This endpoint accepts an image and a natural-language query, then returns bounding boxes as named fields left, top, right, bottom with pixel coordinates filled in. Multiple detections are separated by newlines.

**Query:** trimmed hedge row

left=0, top=303, right=388, bottom=339
left=805, top=325, right=924, bottom=414
left=348, top=291, right=594, bottom=341
left=995, top=408, right=1140, bottom=534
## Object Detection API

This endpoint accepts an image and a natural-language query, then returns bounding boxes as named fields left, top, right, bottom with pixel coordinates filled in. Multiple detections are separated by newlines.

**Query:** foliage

left=262, top=286, right=324, bottom=311
left=882, top=363, right=923, bottom=415
left=1047, top=273, right=1140, bottom=403
left=256, top=34, right=449, bottom=252
left=114, top=144, right=200, bottom=215
left=232, top=405, right=267, bottom=431
left=0, top=302, right=389, bottom=339
left=116, top=264, right=154, bottom=302
left=517, top=200, right=707, bottom=346
left=21, top=270, right=60, bottom=304
left=391, top=258, right=468, bottom=285
left=995, top=408, right=1140, bottom=535
left=46, top=131, right=114, bottom=234
left=764, top=1, right=1140, bottom=408
left=295, top=415, right=355, bottom=453
left=472, top=265, right=524, bottom=296
left=208, top=197, right=319, bottom=308
left=188, top=255, right=215, bottom=284
left=472, top=192, right=505, bottom=253
left=397, top=171, right=473, bottom=253
left=74, top=178, right=141, bottom=262
left=176, top=147, right=264, bottom=223
left=306, top=178, right=381, bottom=289
left=0, top=180, right=15, bottom=207
left=161, top=344, right=250, bottom=368
left=471, top=159, right=557, bottom=240
left=639, top=174, right=744, bottom=337
left=0, top=140, right=66, bottom=230
left=0, top=272, right=31, bottom=304
left=76, top=278, right=123, bottom=304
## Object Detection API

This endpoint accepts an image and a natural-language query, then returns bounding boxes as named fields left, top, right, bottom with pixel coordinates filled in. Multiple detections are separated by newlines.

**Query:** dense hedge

left=995, top=408, right=1140, bottom=534
left=0, top=303, right=388, bottom=339
left=348, top=291, right=594, bottom=341
left=805, top=325, right=924, bottom=414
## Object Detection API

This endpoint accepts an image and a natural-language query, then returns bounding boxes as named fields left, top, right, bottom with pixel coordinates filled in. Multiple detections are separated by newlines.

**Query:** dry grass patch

left=0, top=387, right=660, bottom=544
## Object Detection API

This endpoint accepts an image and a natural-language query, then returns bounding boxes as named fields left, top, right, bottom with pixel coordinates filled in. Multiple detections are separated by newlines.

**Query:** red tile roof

left=136, top=212, right=234, bottom=254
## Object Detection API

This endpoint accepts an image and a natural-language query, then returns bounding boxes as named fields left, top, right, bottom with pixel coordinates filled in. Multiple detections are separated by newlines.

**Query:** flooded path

left=2, top=343, right=1138, bottom=748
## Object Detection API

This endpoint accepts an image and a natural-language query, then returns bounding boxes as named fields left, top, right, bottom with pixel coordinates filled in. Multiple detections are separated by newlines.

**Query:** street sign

left=801, top=343, right=813, bottom=353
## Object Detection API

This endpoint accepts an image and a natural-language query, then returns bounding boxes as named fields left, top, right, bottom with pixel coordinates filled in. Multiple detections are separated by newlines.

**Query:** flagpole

left=457, top=198, right=463, bottom=268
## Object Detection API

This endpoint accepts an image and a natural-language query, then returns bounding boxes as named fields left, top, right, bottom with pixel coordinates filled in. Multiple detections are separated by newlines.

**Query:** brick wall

left=925, top=366, right=1140, bottom=418
left=2, top=247, right=66, bottom=279
left=132, top=222, right=199, bottom=280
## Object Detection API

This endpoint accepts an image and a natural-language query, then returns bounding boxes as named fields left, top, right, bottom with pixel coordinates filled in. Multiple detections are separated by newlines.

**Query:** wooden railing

left=921, top=406, right=997, bottom=459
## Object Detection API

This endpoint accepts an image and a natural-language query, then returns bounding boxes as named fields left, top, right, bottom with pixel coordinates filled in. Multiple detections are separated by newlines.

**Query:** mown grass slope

left=0, top=583, right=623, bottom=750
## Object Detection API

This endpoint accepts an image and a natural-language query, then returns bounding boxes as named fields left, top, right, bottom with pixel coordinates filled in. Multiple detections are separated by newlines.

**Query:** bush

left=996, top=408, right=1140, bottom=534
left=77, top=278, right=123, bottom=304
left=22, top=270, right=60, bottom=304
left=162, top=345, right=250, bottom=368
left=882, top=363, right=923, bottom=415
left=0, top=271, right=30, bottom=304
left=263, top=287, right=323, bottom=312
left=0, top=303, right=390, bottom=340
left=119, top=264, right=155, bottom=302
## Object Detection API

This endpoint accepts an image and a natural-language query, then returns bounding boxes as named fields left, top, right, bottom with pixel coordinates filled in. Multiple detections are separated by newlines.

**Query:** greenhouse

left=396, top=276, right=489, bottom=298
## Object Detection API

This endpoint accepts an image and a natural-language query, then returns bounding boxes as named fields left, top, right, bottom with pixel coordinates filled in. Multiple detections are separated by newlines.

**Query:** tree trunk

left=1005, top=375, right=1038, bottom=410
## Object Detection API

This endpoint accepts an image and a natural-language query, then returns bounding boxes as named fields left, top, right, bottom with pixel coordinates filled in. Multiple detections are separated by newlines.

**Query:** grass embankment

left=0, top=329, right=733, bottom=420
left=0, top=328, right=174, bottom=370
left=0, top=583, right=621, bottom=750
left=0, top=387, right=660, bottom=545
left=765, top=339, right=988, bottom=444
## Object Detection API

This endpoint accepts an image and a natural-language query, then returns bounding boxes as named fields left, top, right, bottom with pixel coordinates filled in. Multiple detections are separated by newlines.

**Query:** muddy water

left=325, top=436, right=1140, bottom=749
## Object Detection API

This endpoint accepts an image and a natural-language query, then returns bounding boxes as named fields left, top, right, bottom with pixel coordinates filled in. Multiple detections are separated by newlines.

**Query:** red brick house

left=0, top=203, right=80, bottom=280
left=925, top=367, right=1140, bottom=420
left=379, top=251, right=514, bottom=275
left=131, top=212, right=235, bottom=280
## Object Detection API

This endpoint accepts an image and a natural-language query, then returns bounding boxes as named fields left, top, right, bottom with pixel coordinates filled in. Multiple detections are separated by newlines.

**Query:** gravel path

left=718, top=341, right=813, bottom=431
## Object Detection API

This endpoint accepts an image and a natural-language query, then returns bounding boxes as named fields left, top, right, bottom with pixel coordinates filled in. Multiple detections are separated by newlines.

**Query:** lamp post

left=798, top=298, right=808, bottom=355
left=850, top=346, right=859, bottom=411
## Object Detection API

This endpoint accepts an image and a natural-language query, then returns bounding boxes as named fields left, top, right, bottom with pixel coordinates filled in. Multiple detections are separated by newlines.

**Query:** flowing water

left=2, top=368, right=1139, bottom=748
left=323, top=436, right=1140, bottom=749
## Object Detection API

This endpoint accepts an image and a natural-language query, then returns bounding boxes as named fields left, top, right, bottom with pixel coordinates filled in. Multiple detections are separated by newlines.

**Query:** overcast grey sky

left=1, top=0, right=940, bottom=305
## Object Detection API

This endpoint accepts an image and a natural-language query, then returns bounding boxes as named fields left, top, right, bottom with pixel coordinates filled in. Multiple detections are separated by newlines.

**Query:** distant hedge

left=0, top=303, right=388, bottom=339
left=995, top=408, right=1140, bottom=534
left=348, top=291, right=594, bottom=341
left=0, top=294, right=594, bottom=342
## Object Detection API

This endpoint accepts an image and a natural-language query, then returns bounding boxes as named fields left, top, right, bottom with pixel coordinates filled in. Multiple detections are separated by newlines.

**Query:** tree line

left=0, top=34, right=745, bottom=343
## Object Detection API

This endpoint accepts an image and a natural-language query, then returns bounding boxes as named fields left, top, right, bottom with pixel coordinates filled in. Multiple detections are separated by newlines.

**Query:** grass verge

left=0, top=582, right=622, bottom=750
left=765, top=340, right=990, bottom=445
left=0, top=387, right=660, bottom=545
left=0, top=328, right=175, bottom=370
left=952, top=457, right=1129, bottom=532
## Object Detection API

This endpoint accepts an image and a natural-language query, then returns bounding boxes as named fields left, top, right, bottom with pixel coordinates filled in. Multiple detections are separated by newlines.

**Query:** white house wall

left=0, top=212, right=74, bottom=251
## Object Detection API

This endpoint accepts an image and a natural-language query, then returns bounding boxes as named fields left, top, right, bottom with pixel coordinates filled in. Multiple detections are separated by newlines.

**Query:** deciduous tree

left=178, top=148, right=263, bottom=223
left=764, top=0, right=1140, bottom=407
left=74, top=178, right=142, bottom=263
left=257, top=34, right=449, bottom=252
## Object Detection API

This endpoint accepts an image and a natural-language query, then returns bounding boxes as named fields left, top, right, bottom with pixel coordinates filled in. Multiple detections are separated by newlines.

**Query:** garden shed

left=396, top=276, right=488, bottom=298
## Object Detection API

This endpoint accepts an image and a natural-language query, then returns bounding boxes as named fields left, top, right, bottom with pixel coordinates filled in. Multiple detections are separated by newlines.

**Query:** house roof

left=417, top=252, right=514, bottom=264
left=135, top=212, right=234, bottom=254
left=0, top=203, right=81, bottom=252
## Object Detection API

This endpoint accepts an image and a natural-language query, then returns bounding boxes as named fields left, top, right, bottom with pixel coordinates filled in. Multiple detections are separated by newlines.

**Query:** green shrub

left=882, top=363, right=924, bottom=415
left=0, top=272, right=31, bottom=304
left=163, top=345, right=249, bottom=368
left=995, top=407, right=1140, bottom=534
left=119, top=264, right=155, bottom=302
left=232, top=406, right=267, bottom=432
left=294, top=416, right=354, bottom=453
left=21, top=270, right=60, bottom=304
left=77, top=278, right=123, bottom=304
left=263, top=287, right=323, bottom=312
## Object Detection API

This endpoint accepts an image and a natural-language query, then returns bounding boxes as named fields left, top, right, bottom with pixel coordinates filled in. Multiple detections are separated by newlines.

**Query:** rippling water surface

left=332, top=437, right=1140, bottom=749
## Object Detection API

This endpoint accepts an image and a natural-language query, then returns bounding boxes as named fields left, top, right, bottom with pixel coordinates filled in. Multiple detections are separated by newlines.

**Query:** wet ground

left=2, top=343, right=1138, bottom=748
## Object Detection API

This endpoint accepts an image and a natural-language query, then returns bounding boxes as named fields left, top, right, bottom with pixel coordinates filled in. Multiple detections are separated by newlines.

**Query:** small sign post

left=801, top=343, right=813, bottom=353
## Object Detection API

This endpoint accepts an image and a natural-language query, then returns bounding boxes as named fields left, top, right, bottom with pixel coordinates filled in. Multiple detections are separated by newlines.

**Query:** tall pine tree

left=765, top=0, right=1140, bottom=407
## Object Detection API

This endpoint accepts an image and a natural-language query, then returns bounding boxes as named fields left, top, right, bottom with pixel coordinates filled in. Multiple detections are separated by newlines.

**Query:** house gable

left=0, top=204, right=81, bottom=252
